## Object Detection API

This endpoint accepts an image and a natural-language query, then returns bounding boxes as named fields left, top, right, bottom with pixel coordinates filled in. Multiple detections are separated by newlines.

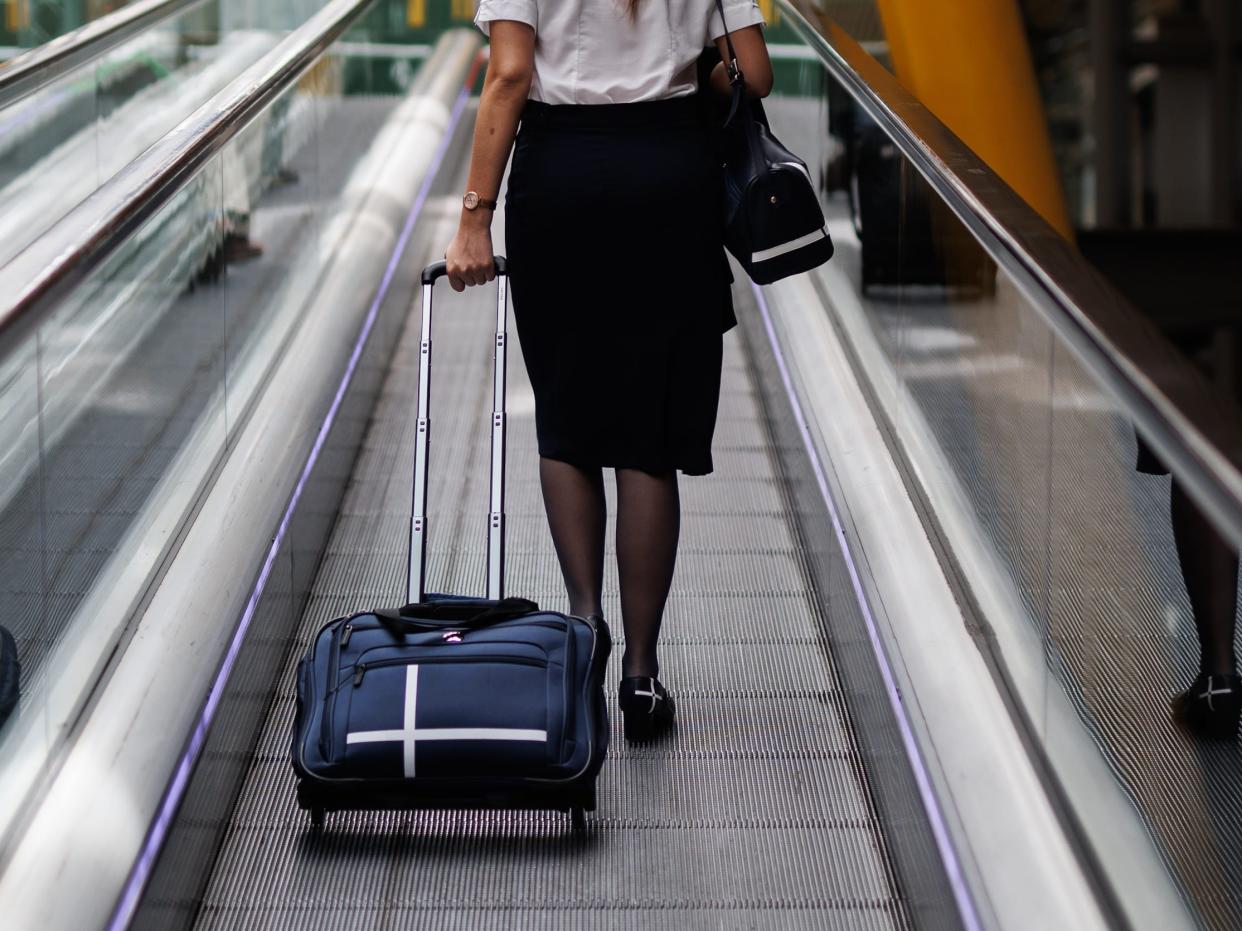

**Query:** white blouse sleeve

left=708, top=0, right=765, bottom=41
left=474, top=0, right=537, bottom=37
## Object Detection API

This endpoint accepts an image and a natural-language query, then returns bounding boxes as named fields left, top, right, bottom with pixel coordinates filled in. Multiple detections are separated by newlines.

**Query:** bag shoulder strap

left=714, top=0, right=739, bottom=78
left=713, top=0, right=747, bottom=126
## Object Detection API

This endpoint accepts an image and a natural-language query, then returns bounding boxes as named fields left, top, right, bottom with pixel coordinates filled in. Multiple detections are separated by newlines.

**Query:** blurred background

left=0, top=2, right=1239, bottom=929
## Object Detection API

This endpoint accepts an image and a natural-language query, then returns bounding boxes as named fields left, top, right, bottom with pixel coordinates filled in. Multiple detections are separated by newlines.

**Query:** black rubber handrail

left=0, top=0, right=376, bottom=356
left=0, top=0, right=208, bottom=109
left=779, top=0, right=1242, bottom=549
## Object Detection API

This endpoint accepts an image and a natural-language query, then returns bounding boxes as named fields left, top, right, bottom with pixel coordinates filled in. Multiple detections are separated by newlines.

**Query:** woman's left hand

left=444, top=220, right=495, bottom=293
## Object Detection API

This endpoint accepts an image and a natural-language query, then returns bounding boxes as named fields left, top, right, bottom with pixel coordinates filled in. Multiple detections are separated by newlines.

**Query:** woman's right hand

left=444, top=213, right=496, bottom=293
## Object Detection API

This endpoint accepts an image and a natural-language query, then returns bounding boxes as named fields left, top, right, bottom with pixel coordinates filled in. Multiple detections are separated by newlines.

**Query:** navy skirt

left=505, top=95, right=735, bottom=476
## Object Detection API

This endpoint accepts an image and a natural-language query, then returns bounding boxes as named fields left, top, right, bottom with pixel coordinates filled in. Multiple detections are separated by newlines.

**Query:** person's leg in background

left=0, top=624, right=18, bottom=729
left=1171, top=478, right=1242, bottom=739
left=221, top=143, right=263, bottom=263
left=259, top=92, right=299, bottom=189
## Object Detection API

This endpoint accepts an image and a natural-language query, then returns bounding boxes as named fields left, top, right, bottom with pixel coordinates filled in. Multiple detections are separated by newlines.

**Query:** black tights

left=1171, top=480, right=1238, bottom=677
left=539, top=457, right=680, bottom=678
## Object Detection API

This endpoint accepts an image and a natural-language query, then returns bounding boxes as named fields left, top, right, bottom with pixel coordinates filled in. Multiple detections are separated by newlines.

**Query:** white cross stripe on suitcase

left=345, top=666, right=547, bottom=778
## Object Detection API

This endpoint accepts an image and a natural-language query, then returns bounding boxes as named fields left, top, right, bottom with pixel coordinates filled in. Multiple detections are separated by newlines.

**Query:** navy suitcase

left=292, top=259, right=611, bottom=829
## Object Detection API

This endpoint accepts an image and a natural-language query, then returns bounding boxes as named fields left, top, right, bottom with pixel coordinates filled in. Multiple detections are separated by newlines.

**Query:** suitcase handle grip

left=421, top=256, right=508, bottom=285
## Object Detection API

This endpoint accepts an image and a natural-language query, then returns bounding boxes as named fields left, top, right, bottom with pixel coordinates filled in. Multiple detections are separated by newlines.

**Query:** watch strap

left=465, top=191, right=498, bottom=210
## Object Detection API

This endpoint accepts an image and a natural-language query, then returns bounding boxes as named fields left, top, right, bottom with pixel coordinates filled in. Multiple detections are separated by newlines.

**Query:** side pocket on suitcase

left=559, top=616, right=610, bottom=785
left=320, top=676, right=344, bottom=763
left=291, top=655, right=312, bottom=778
left=317, top=619, right=353, bottom=762
left=589, top=617, right=612, bottom=774
left=556, top=624, right=577, bottom=765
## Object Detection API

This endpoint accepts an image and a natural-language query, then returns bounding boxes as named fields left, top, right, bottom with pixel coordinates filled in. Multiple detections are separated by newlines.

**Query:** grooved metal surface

left=194, top=170, right=913, bottom=928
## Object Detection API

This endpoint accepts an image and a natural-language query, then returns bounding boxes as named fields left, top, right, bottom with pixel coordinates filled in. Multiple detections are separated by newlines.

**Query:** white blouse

left=473, top=0, right=765, bottom=105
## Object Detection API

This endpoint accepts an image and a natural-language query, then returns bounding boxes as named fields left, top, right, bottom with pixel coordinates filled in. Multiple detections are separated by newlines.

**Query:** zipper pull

left=340, top=622, right=353, bottom=649
left=353, top=664, right=366, bottom=688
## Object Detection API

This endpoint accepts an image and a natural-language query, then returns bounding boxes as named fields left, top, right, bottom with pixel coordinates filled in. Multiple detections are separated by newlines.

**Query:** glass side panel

left=0, top=0, right=132, bottom=52
left=0, top=7, right=433, bottom=849
left=0, top=153, right=226, bottom=825
left=0, top=1, right=296, bottom=267
left=768, top=12, right=1242, bottom=929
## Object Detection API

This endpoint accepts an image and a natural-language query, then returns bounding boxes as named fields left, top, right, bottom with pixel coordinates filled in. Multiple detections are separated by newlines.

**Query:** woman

left=444, top=0, right=772, bottom=741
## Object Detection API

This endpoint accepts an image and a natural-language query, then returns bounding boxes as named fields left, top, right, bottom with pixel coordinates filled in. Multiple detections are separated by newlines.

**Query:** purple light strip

left=751, top=281, right=982, bottom=931
left=107, top=75, right=475, bottom=931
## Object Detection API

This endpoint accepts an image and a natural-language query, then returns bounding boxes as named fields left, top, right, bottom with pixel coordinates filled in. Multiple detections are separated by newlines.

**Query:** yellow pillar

left=6, top=1, right=30, bottom=32
left=873, top=0, right=1073, bottom=238
left=406, top=0, right=426, bottom=29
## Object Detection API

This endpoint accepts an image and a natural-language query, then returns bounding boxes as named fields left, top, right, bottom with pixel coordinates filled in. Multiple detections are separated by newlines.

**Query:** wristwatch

left=463, top=191, right=497, bottom=211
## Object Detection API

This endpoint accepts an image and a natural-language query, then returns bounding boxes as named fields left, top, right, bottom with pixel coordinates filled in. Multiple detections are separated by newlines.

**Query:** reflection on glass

left=0, top=0, right=133, bottom=52
left=0, top=8, right=439, bottom=849
left=0, top=1, right=294, bottom=267
left=0, top=340, right=39, bottom=746
left=0, top=153, right=226, bottom=831
left=765, top=13, right=1242, bottom=929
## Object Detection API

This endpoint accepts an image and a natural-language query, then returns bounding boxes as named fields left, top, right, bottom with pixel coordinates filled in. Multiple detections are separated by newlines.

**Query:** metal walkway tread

left=193, top=119, right=911, bottom=930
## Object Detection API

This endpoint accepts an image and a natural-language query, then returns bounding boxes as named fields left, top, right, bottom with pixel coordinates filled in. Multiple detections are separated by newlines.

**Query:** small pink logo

left=442, top=630, right=463, bottom=643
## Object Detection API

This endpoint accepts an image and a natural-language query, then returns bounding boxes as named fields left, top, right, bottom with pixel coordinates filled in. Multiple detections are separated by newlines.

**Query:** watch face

left=463, top=191, right=479, bottom=210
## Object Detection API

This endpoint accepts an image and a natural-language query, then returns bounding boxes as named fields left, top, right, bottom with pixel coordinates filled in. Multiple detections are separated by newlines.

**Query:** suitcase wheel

left=310, top=806, right=326, bottom=829
left=570, top=807, right=586, bottom=831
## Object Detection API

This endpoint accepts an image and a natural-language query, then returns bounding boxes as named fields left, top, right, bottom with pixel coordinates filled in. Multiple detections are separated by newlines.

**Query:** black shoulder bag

left=713, top=0, right=833, bottom=284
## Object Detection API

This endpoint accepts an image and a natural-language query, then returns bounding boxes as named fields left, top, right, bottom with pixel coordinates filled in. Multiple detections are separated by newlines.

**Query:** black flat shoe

left=1173, top=673, right=1242, bottom=741
left=618, top=676, right=675, bottom=742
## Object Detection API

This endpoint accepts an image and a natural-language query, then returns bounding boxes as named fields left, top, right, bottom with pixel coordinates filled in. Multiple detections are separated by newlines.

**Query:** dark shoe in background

left=619, top=675, right=675, bottom=742
left=1173, top=673, right=1242, bottom=741
left=223, top=232, right=264, bottom=264
left=269, top=165, right=300, bottom=187
left=0, top=625, right=19, bottom=727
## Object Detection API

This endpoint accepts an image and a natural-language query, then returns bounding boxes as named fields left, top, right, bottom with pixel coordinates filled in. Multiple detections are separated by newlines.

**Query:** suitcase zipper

left=351, top=653, right=546, bottom=689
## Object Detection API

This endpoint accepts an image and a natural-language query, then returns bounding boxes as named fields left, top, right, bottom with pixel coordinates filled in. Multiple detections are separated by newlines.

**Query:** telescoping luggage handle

left=410, top=257, right=509, bottom=605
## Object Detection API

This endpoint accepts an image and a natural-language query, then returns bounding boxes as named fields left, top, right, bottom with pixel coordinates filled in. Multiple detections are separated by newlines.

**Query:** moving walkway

left=0, top=1, right=1239, bottom=928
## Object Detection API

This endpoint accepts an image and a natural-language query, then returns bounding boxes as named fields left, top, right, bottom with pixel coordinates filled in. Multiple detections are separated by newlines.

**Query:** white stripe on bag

left=752, top=228, right=828, bottom=264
